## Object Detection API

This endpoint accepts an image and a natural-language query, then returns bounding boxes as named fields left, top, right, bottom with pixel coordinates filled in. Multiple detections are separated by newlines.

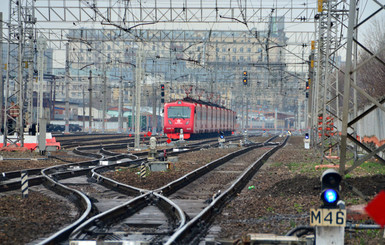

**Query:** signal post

left=310, top=169, right=346, bottom=244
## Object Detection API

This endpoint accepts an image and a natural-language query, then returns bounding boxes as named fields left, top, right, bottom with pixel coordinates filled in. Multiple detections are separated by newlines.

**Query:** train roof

left=169, top=97, right=232, bottom=111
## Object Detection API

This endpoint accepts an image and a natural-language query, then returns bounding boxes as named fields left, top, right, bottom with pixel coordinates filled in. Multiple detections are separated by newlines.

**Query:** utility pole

left=88, top=70, right=92, bottom=134
left=117, top=62, right=123, bottom=133
left=245, top=97, right=249, bottom=130
left=0, top=12, right=3, bottom=133
left=16, top=1, right=24, bottom=146
left=102, top=66, right=107, bottom=133
left=64, top=42, right=70, bottom=134
left=339, top=0, right=356, bottom=175
left=134, top=46, right=144, bottom=149
left=37, top=36, right=47, bottom=152
left=82, top=84, right=85, bottom=132
left=37, top=36, right=47, bottom=130
left=169, top=42, right=173, bottom=100
left=152, top=58, right=157, bottom=134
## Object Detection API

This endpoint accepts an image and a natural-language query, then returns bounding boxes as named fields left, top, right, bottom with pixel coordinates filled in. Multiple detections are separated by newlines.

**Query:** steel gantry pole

left=4, top=0, right=27, bottom=147
left=117, top=62, right=124, bottom=133
left=37, top=36, right=47, bottom=138
left=23, top=0, right=35, bottom=132
left=339, top=0, right=356, bottom=174
left=0, top=13, right=3, bottom=134
left=134, top=45, right=144, bottom=150
left=312, top=0, right=346, bottom=160
left=102, top=64, right=107, bottom=134
left=88, top=70, right=93, bottom=134
left=64, top=42, right=70, bottom=134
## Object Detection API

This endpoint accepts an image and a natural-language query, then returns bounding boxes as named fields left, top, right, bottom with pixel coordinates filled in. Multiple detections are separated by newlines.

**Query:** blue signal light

left=323, top=189, right=338, bottom=203
left=219, top=131, right=225, bottom=139
left=305, top=133, right=309, bottom=139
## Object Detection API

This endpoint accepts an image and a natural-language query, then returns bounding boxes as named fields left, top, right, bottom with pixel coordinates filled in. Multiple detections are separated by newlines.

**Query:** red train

left=163, top=98, right=236, bottom=140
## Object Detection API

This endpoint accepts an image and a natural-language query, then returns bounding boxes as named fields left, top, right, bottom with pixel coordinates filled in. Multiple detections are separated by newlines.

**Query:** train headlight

left=168, top=120, right=172, bottom=125
left=186, top=120, right=190, bottom=125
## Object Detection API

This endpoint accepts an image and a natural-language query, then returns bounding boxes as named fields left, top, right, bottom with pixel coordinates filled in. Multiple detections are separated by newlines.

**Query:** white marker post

left=21, top=170, right=28, bottom=198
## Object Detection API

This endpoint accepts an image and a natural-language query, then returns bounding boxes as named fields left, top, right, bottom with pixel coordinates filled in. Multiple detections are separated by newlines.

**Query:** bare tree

left=357, top=17, right=385, bottom=104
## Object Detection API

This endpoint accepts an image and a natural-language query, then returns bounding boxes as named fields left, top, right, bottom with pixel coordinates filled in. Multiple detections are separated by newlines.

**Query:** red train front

left=163, top=98, right=236, bottom=140
left=163, top=100, right=195, bottom=139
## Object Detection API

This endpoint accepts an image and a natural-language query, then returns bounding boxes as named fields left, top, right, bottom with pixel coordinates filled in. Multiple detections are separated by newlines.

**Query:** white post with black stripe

left=140, top=163, right=146, bottom=179
left=21, top=170, right=29, bottom=198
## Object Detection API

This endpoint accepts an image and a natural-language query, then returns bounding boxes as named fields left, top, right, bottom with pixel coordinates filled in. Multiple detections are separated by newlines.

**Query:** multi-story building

left=28, top=15, right=306, bottom=130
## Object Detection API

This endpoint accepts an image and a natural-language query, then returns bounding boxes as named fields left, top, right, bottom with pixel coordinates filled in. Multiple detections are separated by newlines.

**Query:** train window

left=167, top=106, right=191, bottom=119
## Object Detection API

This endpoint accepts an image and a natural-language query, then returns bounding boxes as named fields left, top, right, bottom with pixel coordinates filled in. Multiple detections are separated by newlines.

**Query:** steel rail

left=90, top=158, right=147, bottom=196
left=157, top=136, right=277, bottom=197
left=30, top=149, right=140, bottom=244
left=165, top=136, right=288, bottom=244
left=69, top=192, right=186, bottom=241
left=68, top=137, right=271, bottom=243
left=0, top=135, right=257, bottom=193
left=37, top=166, right=94, bottom=245
left=0, top=146, right=137, bottom=192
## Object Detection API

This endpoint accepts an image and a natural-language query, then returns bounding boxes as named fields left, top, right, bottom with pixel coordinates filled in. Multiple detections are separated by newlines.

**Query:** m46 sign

left=310, top=208, right=346, bottom=226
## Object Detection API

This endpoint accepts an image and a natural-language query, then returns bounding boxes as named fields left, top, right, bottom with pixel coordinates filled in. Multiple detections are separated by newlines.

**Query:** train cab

left=163, top=100, right=195, bottom=139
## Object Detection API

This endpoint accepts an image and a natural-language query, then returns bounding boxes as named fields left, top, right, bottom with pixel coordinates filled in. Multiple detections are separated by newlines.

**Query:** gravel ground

left=0, top=191, right=76, bottom=245
left=0, top=150, right=91, bottom=172
left=0, top=149, right=91, bottom=245
left=213, top=136, right=385, bottom=244
left=105, top=147, right=240, bottom=190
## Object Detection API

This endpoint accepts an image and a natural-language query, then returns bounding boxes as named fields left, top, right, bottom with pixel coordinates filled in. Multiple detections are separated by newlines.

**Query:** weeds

left=294, top=203, right=303, bottom=213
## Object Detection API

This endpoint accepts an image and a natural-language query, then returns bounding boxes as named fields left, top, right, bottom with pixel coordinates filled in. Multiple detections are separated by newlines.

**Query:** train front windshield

left=167, top=106, right=191, bottom=119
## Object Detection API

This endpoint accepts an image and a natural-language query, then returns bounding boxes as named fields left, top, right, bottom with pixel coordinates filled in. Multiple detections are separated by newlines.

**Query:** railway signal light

left=320, top=169, right=342, bottom=208
left=243, top=71, right=248, bottom=85
left=219, top=131, right=225, bottom=139
left=218, top=131, right=225, bottom=144
left=160, top=84, right=165, bottom=103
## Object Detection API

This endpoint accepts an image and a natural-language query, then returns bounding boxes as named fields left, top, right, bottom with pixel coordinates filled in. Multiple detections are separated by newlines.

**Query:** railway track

left=1, top=134, right=268, bottom=244
left=0, top=135, right=247, bottom=243
left=55, top=133, right=167, bottom=149
left=68, top=136, right=288, bottom=244
left=0, top=135, right=243, bottom=192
